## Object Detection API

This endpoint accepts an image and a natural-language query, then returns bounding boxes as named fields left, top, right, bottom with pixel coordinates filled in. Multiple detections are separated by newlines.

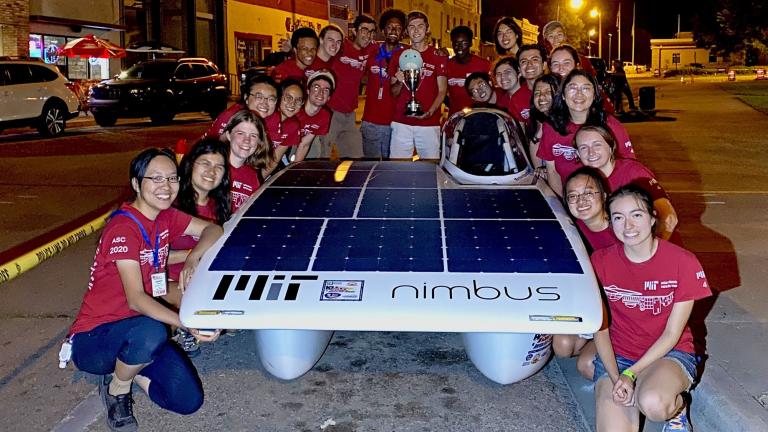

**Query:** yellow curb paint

left=0, top=211, right=111, bottom=285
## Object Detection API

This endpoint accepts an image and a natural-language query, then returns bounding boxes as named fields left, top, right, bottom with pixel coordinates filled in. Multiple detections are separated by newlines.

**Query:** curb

left=691, top=362, right=768, bottom=432
left=0, top=194, right=128, bottom=285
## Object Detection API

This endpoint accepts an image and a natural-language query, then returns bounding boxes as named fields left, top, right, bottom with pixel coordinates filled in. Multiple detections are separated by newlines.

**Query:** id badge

left=378, top=87, right=383, bottom=100
left=151, top=272, right=167, bottom=297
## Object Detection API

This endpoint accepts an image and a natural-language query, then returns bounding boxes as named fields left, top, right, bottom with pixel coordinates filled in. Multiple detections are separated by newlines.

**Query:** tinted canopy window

left=118, top=62, right=177, bottom=80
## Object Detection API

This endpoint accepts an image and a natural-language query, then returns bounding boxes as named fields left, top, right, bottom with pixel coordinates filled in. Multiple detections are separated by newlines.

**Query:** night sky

left=494, top=1, right=699, bottom=64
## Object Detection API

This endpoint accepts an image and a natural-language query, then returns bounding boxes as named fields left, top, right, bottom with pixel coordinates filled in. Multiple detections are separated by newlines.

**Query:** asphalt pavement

left=1, top=78, right=768, bottom=431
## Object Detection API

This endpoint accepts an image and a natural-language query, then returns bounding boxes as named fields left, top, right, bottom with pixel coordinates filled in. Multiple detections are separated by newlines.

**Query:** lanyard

left=377, top=43, right=402, bottom=88
left=111, top=209, right=160, bottom=271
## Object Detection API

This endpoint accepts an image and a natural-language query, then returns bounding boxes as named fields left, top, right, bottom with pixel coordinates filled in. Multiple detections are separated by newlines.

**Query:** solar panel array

left=209, top=161, right=582, bottom=274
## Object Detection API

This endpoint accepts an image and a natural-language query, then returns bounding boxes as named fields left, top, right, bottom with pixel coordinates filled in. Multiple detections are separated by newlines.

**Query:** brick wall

left=0, top=0, right=30, bottom=56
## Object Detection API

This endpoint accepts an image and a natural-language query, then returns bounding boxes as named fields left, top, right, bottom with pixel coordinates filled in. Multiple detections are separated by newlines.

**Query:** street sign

left=728, top=70, right=736, bottom=82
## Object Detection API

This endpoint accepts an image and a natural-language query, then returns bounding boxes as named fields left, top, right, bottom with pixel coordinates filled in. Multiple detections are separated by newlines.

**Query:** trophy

left=399, top=49, right=424, bottom=116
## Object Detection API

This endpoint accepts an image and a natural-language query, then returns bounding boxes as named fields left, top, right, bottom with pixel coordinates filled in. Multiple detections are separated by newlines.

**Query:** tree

left=534, top=3, right=588, bottom=54
left=692, top=0, right=768, bottom=62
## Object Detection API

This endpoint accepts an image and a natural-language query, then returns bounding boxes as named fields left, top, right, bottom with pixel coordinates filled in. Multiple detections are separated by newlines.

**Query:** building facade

left=650, top=32, right=724, bottom=73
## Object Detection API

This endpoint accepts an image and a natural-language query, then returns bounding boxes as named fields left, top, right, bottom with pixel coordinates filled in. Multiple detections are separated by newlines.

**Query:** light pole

left=588, top=28, right=596, bottom=57
left=590, top=7, right=602, bottom=60
left=608, top=33, right=613, bottom=64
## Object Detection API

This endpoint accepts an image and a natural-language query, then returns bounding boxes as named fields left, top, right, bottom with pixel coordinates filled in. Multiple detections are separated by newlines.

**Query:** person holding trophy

left=388, top=10, right=447, bottom=160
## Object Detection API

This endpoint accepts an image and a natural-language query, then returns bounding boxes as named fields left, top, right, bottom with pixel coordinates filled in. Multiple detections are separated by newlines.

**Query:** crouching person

left=66, top=148, right=223, bottom=431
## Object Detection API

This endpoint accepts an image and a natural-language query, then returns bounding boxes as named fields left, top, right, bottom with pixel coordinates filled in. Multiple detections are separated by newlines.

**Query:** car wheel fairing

left=38, top=102, right=66, bottom=137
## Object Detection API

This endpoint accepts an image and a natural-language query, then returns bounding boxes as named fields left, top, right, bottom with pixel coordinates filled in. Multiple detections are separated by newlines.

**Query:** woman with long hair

left=269, top=78, right=304, bottom=173
left=493, top=17, right=523, bottom=59
left=224, top=109, right=273, bottom=211
left=525, top=73, right=560, bottom=170
left=552, top=166, right=620, bottom=379
left=538, top=69, right=634, bottom=195
left=67, top=148, right=222, bottom=430
left=591, top=185, right=710, bottom=432
left=574, top=125, right=679, bottom=239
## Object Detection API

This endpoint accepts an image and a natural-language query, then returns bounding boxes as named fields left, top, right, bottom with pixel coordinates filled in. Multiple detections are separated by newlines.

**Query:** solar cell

left=270, top=169, right=369, bottom=188
left=441, top=189, right=555, bottom=219
left=243, top=188, right=360, bottom=218
left=213, top=162, right=580, bottom=274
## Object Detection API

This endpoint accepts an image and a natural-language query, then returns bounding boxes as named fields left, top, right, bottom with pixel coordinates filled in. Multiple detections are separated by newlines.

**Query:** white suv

left=0, top=58, right=80, bottom=137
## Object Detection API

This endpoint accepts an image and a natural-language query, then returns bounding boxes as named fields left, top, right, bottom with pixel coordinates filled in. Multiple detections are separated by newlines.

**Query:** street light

left=556, top=0, right=585, bottom=21
left=590, top=7, right=602, bottom=60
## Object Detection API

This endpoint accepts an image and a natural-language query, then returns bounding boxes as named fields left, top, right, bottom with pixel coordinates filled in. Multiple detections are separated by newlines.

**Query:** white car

left=0, top=58, right=80, bottom=137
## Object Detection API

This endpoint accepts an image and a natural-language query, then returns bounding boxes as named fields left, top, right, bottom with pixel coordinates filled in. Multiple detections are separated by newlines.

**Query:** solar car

left=180, top=108, right=602, bottom=384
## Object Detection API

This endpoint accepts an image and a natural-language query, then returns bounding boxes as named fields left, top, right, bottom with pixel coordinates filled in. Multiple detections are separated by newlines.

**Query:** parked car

left=586, top=56, right=615, bottom=96
left=0, top=57, right=80, bottom=137
left=88, top=57, right=229, bottom=126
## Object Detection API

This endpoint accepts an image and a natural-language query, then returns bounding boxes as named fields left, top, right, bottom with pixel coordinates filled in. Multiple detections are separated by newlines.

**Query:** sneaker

left=663, top=407, right=692, bottom=431
left=174, top=328, right=201, bottom=357
left=99, top=375, right=138, bottom=432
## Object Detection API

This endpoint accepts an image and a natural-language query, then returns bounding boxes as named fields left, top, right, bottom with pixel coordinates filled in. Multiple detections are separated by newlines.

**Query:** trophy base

left=405, top=103, right=424, bottom=117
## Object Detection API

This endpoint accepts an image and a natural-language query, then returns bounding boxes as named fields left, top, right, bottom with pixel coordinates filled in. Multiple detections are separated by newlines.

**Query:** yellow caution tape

left=0, top=210, right=111, bottom=285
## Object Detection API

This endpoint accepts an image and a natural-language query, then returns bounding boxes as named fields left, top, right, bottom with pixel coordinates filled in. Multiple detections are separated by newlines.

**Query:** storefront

left=28, top=33, right=113, bottom=80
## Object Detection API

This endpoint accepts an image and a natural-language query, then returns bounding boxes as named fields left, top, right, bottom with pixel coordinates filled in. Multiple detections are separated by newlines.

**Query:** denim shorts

left=592, top=349, right=698, bottom=389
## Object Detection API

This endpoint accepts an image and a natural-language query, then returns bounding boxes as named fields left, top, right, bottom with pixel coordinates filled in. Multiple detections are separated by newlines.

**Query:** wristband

left=621, top=369, right=637, bottom=382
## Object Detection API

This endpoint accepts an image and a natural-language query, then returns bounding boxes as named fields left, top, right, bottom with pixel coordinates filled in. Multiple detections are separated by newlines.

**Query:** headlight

left=129, top=88, right=144, bottom=96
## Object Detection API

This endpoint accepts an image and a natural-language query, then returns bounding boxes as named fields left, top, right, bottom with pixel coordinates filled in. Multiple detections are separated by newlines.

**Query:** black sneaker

left=99, top=375, right=138, bottom=432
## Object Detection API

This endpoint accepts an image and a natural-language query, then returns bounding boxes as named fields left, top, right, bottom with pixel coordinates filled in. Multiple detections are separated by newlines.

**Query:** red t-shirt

left=509, top=85, right=532, bottom=123
left=168, top=200, right=218, bottom=280
left=446, top=54, right=490, bottom=116
left=230, top=162, right=260, bottom=212
left=296, top=106, right=332, bottom=137
left=264, top=112, right=300, bottom=148
left=576, top=219, right=620, bottom=252
left=70, top=204, right=191, bottom=335
left=591, top=240, right=711, bottom=360
left=537, top=115, right=635, bottom=181
left=327, top=40, right=371, bottom=113
left=205, top=103, right=245, bottom=141
left=271, top=60, right=306, bottom=83
left=607, top=158, right=668, bottom=201
left=362, top=43, right=406, bottom=125
left=389, top=45, right=447, bottom=127
left=496, top=88, right=511, bottom=113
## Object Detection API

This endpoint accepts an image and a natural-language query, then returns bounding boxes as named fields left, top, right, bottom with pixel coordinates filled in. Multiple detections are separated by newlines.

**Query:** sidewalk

left=556, top=78, right=768, bottom=431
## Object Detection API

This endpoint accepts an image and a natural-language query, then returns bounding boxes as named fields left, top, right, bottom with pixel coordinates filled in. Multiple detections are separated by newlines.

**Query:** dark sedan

left=88, top=58, right=229, bottom=126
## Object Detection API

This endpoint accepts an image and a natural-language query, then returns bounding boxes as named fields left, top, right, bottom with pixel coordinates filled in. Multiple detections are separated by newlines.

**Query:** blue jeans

left=593, top=349, right=698, bottom=390
left=361, top=121, right=392, bottom=159
left=72, top=316, right=204, bottom=415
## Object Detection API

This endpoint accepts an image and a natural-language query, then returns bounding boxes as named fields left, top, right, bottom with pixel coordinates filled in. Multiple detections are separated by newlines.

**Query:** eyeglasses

left=310, top=84, right=331, bottom=95
left=566, top=191, right=599, bottom=204
left=249, top=93, right=277, bottom=104
left=358, top=27, right=376, bottom=35
left=194, top=160, right=226, bottom=173
left=534, top=89, right=553, bottom=98
left=565, top=84, right=595, bottom=95
left=282, top=94, right=304, bottom=106
left=143, top=175, right=180, bottom=184
left=469, top=82, right=490, bottom=96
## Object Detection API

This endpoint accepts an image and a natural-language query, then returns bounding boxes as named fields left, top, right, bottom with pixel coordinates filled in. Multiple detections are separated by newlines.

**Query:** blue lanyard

left=376, top=43, right=402, bottom=87
left=111, top=209, right=160, bottom=271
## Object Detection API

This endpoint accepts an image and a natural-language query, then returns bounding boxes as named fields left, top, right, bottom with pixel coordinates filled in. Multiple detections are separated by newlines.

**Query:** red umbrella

left=58, top=34, right=126, bottom=58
